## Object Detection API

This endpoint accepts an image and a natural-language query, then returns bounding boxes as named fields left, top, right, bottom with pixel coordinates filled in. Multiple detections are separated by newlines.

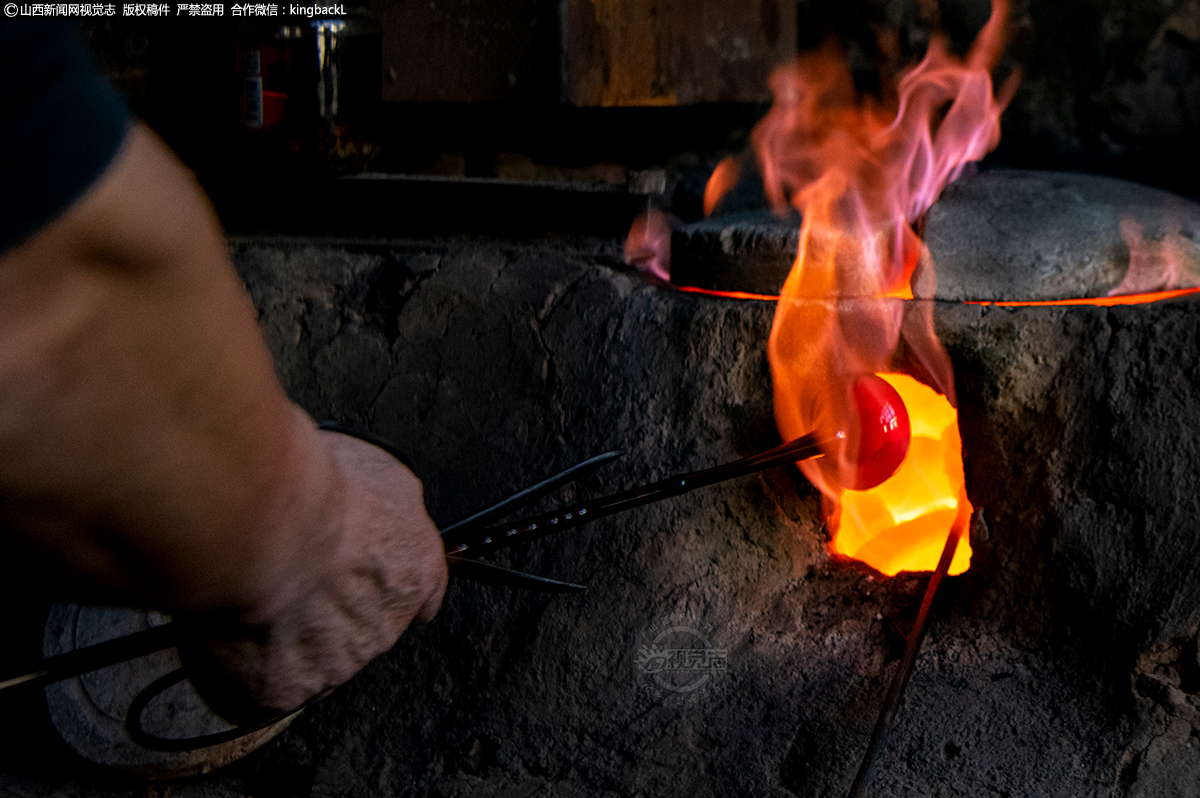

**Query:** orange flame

left=703, top=157, right=742, bottom=218
left=741, top=2, right=1014, bottom=576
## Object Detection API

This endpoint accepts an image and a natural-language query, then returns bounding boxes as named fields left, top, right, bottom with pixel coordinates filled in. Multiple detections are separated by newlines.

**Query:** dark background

left=75, top=0, right=1200, bottom=229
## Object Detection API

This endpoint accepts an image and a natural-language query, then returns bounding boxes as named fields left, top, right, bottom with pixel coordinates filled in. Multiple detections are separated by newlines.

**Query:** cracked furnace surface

left=5, top=234, right=1200, bottom=797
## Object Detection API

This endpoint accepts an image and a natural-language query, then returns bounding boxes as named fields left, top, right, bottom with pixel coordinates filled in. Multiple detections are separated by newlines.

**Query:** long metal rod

left=445, top=432, right=826, bottom=559
left=1, top=435, right=826, bottom=694
left=440, top=450, right=624, bottom=537
left=845, top=522, right=964, bottom=798
left=0, top=622, right=179, bottom=693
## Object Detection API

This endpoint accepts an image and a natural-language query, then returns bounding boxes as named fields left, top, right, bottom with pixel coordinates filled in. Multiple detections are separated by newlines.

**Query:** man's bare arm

left=0, top=123, right=446, bottom=714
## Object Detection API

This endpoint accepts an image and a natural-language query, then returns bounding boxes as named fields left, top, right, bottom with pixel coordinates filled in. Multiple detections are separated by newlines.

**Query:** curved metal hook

left=126, top=668, right=305, bottom=752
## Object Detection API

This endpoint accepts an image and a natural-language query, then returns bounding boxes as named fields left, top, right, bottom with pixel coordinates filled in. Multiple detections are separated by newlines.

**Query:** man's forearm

left=0, top=122, right=332, bottom=612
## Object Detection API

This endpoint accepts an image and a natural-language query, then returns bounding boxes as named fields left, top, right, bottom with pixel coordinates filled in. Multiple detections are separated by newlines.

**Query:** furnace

left=2, top=3, right=1200, bottom=797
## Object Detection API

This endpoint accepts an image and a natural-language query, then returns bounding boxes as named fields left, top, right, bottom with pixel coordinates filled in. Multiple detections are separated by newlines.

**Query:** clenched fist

left=180, top=426, right=448, bottom=724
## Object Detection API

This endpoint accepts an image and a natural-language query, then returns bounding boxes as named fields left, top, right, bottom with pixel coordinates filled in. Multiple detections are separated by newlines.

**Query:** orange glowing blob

left=843, top=374, right=911, bottom=491
left=833, top=373, right=972, bottom=575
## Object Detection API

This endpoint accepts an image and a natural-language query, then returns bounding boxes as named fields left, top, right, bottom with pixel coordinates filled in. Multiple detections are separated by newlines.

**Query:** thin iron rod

left=844, top=522, right=963, bottom=798
left=440, top=450, right=624, bottom=538
left=0, top=436, right=824, bottom=693
left=445, top=556, right=586, bottom=593
left=445, top=433, right=826, bottom=559
left=0, top=622, right=179, bottom=693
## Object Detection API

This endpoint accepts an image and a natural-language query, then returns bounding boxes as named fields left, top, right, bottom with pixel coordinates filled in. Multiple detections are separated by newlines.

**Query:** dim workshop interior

left=3, top=1, right=1200, bottom=796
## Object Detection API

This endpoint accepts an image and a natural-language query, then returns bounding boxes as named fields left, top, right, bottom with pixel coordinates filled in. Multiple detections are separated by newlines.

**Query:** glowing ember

left=733, top=0, right=1015, bottom=575
left=968, top=288, right=1200, bottom=307
left=675, top=286, right=1200, bottom=308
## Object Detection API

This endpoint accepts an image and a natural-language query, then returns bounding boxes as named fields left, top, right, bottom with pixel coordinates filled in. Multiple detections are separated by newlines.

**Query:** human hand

left=179, top=429, right=448, bottom=724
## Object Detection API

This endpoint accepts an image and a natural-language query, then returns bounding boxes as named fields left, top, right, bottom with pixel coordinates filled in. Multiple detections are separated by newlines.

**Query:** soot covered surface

left=5, top=177, right=1200, bottom=797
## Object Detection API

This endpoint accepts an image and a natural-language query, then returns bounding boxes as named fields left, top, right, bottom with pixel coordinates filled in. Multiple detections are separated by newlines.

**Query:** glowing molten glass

left=843, top=374, right=911, bottom=491
left=834, top=373, right=972, bottom=576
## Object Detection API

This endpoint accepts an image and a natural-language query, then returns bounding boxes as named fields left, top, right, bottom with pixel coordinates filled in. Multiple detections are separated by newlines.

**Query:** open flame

left=635, top=1, right=1194, bottom=576
left=707, top=1, right=1015, bottom=575
left=1108, top=217, right=1200, bottom=298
